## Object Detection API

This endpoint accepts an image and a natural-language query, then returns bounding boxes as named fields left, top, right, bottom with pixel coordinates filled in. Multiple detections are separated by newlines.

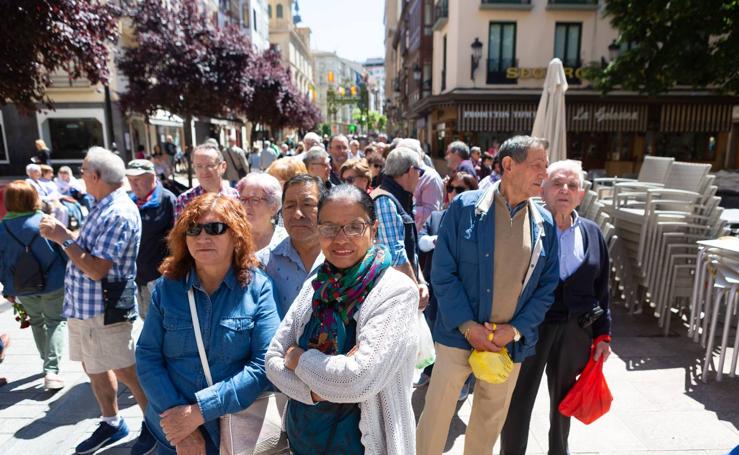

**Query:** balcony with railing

left=486, top=58, right=518, bottom=85
left=433, top=0, right=448, bottom=31
left=547, top=0, right=598, bottom=10
left=480, top=0, right=533, bottom=10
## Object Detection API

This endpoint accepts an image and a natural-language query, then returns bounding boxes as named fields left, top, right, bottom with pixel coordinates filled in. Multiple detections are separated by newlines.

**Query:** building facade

left=313, top=51, right=365, bottom=135
left=389, top=0, right=739, bottom=173
left=268, top=0, right=314, bottom=98
left=384, top=0, right=435, bottom=141
left=364, top=57, right=386, bottom=115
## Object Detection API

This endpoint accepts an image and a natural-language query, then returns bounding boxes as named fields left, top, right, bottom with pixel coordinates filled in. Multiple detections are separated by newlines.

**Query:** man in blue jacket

left=417, top=136, right=560, bottom=455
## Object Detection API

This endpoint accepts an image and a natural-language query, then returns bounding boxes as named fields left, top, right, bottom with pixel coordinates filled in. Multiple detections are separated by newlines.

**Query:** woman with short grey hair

left=236, top=173, right=287, bottom=252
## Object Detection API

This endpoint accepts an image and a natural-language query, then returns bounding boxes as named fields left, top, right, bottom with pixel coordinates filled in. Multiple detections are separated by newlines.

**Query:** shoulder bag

left=188, top=288, right=289, bottom=455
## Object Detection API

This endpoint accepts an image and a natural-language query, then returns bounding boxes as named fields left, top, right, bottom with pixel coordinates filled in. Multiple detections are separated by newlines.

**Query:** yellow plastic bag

left=468, top=332, right=513, bottom=384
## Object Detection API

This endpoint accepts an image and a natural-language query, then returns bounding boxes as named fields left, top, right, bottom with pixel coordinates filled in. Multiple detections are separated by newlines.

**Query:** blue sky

left=298, top=0, right=385, bottom=63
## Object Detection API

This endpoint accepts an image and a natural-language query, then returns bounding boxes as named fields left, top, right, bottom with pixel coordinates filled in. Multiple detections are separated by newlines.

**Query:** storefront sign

left=506, top=67, right=586, bottom=80
left=568, top=104, right=647, bottom=132
left=459, top=103, right=648, bottom=133
left=459, top=104, right=537, bottom=131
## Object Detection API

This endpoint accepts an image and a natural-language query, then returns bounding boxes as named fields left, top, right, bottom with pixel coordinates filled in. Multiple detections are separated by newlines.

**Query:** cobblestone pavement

left=0, top=297, right=737, bottom=454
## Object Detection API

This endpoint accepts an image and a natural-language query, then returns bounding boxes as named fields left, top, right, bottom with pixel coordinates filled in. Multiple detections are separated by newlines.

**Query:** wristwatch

left=512, top=326, right=521, bottom=342
left=61, top=239, right=76, bottom=250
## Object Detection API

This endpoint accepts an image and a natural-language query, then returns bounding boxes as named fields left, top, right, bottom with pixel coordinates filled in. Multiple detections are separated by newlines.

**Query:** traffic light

left=349, top=124, right=357, bottom=133
left=350, top=85, right=357, bottom=96
left=327, top=71, right=334, bottom=83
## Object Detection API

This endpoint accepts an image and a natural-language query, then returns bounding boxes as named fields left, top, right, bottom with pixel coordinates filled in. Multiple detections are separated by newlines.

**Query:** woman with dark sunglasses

left=266, top=184, right=419, bottom=454
left=136, top=193, right=281, bottom=454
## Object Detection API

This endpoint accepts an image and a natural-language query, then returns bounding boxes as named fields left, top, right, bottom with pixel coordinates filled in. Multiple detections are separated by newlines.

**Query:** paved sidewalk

left=0, top=296, right=737, bottom=454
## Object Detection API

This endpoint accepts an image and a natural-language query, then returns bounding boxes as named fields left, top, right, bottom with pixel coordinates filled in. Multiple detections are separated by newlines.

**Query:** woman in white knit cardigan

left=266, top=184, right=419, bottom=455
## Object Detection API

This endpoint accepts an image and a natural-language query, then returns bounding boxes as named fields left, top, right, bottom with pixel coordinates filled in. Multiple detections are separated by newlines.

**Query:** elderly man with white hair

left=371, top=146, right=430, bottom=309
left=500, top=159, right=611, bottom=455
left=39, top=147, right=155, bottom=455
left=397, top=138, right=445, bottom=230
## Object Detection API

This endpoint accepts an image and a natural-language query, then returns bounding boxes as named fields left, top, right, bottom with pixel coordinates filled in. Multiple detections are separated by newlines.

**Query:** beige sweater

left=265, top=267, right=419, bottom=455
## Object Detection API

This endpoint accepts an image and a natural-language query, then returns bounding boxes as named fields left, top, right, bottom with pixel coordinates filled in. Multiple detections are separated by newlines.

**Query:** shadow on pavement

left=11, top=382, right=140, bottom=441
left=608, top=303, right=739, bottom=431
left=412, top=383, right=468, bottom=452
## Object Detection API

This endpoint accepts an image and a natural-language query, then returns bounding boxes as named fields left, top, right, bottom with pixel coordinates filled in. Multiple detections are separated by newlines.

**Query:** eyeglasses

left=447, top=185, right=468, bottom=194
left=193, top=162, right=222, bottom=172
left=317, top=220, right=370, bottom=239
left=371, top=164, right=383, bottom=170
left=308, top=161, right=330, bottom=169
left=240, top=196, right=269, bottom=205
left=185, top=222, right=229, bottom=236
left=413, top=166, right=425, bottom=177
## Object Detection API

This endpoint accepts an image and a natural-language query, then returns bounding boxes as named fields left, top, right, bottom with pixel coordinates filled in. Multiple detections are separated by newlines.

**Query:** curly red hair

left=159, top=193, right=259, bottom=286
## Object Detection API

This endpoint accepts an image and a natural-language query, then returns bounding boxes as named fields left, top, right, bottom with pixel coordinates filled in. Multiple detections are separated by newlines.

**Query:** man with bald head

left=328, top=134, right=350, bottom=186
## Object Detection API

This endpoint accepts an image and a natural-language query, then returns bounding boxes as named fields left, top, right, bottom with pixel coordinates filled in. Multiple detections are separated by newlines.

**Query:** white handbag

left=188, top=289, right=289, bottom=455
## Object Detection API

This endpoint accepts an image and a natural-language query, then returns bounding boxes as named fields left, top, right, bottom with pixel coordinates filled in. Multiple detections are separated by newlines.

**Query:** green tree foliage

left=589, top=0, right=739, bottom=94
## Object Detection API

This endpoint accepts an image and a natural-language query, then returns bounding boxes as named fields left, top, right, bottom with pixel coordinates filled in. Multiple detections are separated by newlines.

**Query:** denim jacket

left=135, top=267, right=280, bottom=452
left=430, top=183, right=560, bottom=362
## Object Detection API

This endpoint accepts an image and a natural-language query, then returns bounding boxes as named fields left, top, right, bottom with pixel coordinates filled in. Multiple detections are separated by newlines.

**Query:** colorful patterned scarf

left=308, top=245, right=392, bottom=354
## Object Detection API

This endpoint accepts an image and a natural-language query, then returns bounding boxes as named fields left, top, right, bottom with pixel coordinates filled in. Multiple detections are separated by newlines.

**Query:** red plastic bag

left=558, top=348, right=613, bottom=424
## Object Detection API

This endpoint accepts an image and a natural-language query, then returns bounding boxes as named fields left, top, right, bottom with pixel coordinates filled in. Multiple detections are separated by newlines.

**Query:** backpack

left=2, top=222, right=53, bottom=294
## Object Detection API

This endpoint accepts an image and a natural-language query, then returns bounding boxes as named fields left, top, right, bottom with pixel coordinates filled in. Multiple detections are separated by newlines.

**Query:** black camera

left=578, top=306, right=604, bottom=329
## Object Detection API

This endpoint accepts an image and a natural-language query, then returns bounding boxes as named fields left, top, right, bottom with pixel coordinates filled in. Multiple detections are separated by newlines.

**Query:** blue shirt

left=135, top=268, right=280, bottom=453
left=64, top=187, right=141, bottom=319
left=556, top=211, right=586, bottom=281
left=375, top=196, right=408, bottom=266
left=257, top=237, right=324, bottom=318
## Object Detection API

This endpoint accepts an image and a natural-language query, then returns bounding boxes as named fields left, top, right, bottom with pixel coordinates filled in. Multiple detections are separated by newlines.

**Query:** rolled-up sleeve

left=375, top=197, right=408, bottom=266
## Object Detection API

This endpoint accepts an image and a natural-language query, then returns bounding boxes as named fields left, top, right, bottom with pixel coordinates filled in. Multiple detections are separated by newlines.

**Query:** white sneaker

left=44, top=373, right=64, bottom=390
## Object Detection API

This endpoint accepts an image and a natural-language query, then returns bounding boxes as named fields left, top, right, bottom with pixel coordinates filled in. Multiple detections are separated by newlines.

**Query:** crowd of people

left=0, top=131, right=612, bottom=455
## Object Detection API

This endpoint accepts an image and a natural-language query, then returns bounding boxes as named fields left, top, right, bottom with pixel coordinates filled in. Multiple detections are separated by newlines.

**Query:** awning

left=458, top=103, right=537, bottom=132
left=458, top=102, right=647, bottom=133
left=660, top=104, right=733, bottom=132
left=148, top=110, right=184, bottom=127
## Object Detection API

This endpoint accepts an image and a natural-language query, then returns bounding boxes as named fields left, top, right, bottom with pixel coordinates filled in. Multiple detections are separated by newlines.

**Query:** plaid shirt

left=174, top=183, right=240, bottom=218
left=375, top=196, right=409, bottom=266
left=63, top=188, right=142, bottom=319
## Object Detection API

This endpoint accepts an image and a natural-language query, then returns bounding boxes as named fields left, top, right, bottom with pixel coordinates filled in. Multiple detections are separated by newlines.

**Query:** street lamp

left=608, top=39, right=621, bottom=61
left=470, top=37, right=483, bottom=80
left=412, top=63, right=422, bottom=81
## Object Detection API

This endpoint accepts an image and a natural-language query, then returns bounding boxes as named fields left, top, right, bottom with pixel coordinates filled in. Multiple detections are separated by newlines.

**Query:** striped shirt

left=174, top=183, right=239, bottom=218
left=63, top=187, right=142, bottom=319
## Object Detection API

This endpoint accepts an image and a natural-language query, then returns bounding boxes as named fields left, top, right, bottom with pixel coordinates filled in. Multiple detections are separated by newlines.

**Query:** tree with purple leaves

left=0, top=0, right=120, bottom=112
left=244, top=45, right=322, bottom=139
left=118, top=0, right=256, bottom=128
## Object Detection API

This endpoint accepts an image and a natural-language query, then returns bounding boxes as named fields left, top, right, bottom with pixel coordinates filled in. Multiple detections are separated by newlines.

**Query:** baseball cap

left=126, top=159, right=155, bottom=176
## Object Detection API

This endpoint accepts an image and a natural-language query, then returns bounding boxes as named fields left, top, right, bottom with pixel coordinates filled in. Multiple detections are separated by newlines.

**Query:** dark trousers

left=500, top=317, right=592, bottom=455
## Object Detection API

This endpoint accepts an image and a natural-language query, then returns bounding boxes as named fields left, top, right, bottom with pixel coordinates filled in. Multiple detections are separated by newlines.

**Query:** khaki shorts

left=68, top=314, right=135, bottom=374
